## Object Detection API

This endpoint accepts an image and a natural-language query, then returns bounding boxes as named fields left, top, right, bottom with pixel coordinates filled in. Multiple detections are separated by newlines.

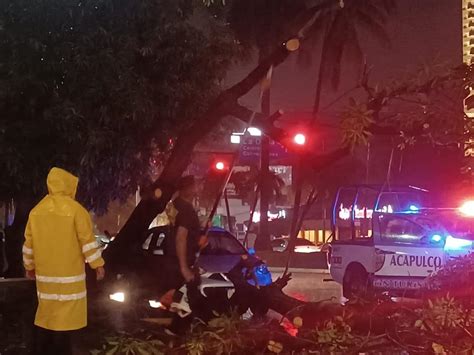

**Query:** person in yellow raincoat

left=22, top=167, right=105, bottom=355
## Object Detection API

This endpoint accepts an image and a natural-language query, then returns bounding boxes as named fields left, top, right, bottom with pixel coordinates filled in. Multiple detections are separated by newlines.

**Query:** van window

left=379, top=215, right=425, bottom=243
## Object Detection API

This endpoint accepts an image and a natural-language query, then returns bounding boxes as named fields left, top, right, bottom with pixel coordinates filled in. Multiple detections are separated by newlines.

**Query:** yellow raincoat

left=22, top=167, right=104, bottom=331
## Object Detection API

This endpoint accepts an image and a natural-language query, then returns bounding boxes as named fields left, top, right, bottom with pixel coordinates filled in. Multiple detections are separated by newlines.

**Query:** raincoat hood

left=47, top=167, right=79, bottom=199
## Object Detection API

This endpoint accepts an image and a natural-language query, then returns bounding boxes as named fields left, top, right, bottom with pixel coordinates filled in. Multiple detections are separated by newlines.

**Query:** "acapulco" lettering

left=389, top=254, right=442, bottom=269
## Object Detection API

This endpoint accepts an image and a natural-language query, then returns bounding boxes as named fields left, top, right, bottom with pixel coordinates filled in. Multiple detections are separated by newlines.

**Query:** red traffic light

left=293, top=133, right=306, bottom=145
left=215, top=161, right=225, bottom=171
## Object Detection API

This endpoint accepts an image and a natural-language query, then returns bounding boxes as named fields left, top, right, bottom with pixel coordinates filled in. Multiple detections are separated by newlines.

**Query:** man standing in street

left=160, top=175, right=213, bottom=332
left=22, top=167, right=105, bottom=355
left=164, top=175, right=202, bottom=290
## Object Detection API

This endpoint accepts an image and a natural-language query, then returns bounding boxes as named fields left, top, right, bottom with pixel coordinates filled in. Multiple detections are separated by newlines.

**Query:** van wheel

left=343, top=265, right=371, bottom=300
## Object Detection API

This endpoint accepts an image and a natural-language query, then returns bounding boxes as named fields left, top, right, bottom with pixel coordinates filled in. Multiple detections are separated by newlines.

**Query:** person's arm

left=23, top=218, right=35, bottom=280
left=74, top=206, right=105, bottom=280
left=176, top=226, right=194, bottom=282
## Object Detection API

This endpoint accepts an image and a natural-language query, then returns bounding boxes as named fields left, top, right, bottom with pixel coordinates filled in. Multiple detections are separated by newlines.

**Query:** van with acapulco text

left=326, top=185, right=474, bottom=298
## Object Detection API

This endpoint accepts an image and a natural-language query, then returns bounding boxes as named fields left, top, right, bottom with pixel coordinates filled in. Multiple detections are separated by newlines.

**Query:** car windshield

left=201, top=231, right=247, bottom=255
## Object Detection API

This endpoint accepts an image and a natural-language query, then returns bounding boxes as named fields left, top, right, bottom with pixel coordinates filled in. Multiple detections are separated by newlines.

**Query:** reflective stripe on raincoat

left=23, top=167, right=104, bottom=331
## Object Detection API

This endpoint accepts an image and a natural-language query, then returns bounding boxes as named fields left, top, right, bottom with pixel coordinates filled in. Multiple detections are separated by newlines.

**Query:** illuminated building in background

left=463, top=0, right=474, bottom=66
left=463, top=0, right=474, bottom=158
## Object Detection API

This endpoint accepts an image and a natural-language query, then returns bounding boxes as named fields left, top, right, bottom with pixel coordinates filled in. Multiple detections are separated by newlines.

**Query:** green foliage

left=0, top=0, right=241, bottom=211
left=340, top=99, right=374, bottom=149
left=312, top=313, right=358, bottom=352
left=182, top=312, right=250, bottom=355
left=416, top=295, right=472, bottom=333
left=341, top=63, right=467, bottom=154
left=92, top=334, right=165, bottom=355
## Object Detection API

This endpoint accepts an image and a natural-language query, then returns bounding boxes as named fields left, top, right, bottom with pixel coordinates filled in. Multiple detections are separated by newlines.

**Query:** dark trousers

left=33, top=326, right=72, bottom=355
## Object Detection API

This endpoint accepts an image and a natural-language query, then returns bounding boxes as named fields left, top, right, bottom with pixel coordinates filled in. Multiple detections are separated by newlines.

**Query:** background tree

left=308, top=0, right=396, bottom=114
left=339, top=62, right=469, bottom=202
left=230, top=168, right=286, bottom=204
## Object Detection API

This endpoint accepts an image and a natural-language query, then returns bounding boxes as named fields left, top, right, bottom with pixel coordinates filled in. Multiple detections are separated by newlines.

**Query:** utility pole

left=256, top=70, right=272, bottom=250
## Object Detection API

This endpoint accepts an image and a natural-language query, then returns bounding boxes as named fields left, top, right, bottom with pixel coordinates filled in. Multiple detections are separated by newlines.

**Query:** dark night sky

left=228, top=0, right=462, bottom=116
left=222, top=1, right=464, bottom=197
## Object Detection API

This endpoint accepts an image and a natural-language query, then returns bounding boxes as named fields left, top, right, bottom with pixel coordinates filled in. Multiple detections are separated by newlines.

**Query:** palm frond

left=321, top=12, right=350, bottom=89
left=357, top=0, right=396, bottom=18
left=345, top=22, right=364, bottom=78
left=356, top=10, right=391, bottom=48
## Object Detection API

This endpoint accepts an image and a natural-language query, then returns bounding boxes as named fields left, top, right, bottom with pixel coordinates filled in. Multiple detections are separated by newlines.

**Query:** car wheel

left=343, top=264, right=371, bottom=300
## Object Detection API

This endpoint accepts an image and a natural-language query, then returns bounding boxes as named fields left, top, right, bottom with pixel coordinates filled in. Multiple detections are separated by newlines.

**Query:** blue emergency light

left=430, top=234, right=443, bottom=243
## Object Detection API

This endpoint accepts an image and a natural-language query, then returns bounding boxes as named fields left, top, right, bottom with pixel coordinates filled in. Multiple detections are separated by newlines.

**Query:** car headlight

left=148, top=300, right=163, bottom=309
left=109, top=292, right=125, bottom=303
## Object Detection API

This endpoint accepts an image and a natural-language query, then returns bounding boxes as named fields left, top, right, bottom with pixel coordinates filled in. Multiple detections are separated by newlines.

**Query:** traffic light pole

left=255, top=63, right=273, bottom=251
left=256, top=136, right=272, bottom=250
left=284, top=158, right=303, bottom=275
left=223, top=189, right=233, bottom=234
left=243, top=185, right=260, bottom=248
left=204, top=157, right=235, bottom=235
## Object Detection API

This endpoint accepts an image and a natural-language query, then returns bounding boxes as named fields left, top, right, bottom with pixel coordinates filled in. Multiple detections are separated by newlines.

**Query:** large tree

left=0, top=0, right=393, bottom=277
left=0, top=0, right=241, bottom=276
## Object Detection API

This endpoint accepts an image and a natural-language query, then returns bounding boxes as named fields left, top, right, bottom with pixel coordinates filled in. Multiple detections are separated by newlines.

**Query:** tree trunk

left=4, top=196, right=37, bottom=278
left=312, top=30, right=330, bottom=117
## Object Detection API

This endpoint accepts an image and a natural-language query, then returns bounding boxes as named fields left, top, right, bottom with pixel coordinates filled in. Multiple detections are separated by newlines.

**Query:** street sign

left=238, top=136, right=291, bottom=164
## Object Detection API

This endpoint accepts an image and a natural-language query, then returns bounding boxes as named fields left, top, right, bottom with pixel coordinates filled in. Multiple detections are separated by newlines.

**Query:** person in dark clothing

left=160, top=175, right=211, bottom=333
left=162, top=175, right=202, bottom=291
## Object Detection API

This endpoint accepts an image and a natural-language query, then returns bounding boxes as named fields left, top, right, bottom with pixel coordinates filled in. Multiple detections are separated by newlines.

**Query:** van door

left=372, top=213, right=444, bottom=290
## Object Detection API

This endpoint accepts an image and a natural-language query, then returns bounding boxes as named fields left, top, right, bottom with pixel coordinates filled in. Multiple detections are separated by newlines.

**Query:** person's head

left=47, top=167, right=79, bottom=199
left=177, top=175, right=197, bottom=200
